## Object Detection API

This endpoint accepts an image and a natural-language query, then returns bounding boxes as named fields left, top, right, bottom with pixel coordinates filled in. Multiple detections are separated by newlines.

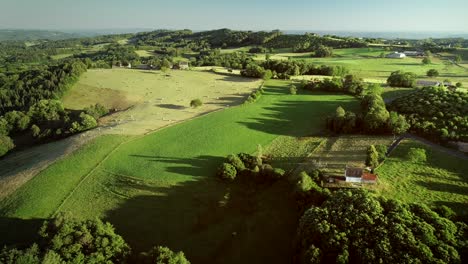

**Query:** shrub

left=85, top=103, right=109, bottom=119
left=313, top=45, right=333, bottom=58
left=295, top=171, right=314, bottom=194
left=422, top=57, right=432, bottom=65
left=374, top=144, right=388, bottom=162
left=456, top=82, right=462, bottom=88
left=139, top=246, right=190, bottom=264
left=366, top=145, right=379, bottom=167
left=31, top=124, right=41, bottom=137
left=407, top=148, right=427, bottom=163
left=217, top=163, right=237, bottom=181
left=0, top=135, right=14, bottom=157
left=227, top=154, right=245, bottom=171
left=426, top=69, right=439, bottom=77
left=289, top=84, right=297, bottom=95
left=190, top=99, right=203, bottom=108
left=238, top=153, right=262, bottom=169
left=272, top=168, right=286, bottom=179
left=387, top=71, right=417, bottom=88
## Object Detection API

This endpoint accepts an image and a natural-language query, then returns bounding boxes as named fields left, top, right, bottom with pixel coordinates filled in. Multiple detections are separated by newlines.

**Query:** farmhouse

left=344, top=166, right=378, bottom=184
left=173, top=61, right=189, bottom=70
left=403, top=51, right=424, bottom=57
left=386, top=52, right=406, bottom=59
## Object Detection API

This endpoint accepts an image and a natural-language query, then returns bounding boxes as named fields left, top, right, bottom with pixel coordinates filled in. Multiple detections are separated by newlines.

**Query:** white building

left=386, top=52, right=406, bottom=59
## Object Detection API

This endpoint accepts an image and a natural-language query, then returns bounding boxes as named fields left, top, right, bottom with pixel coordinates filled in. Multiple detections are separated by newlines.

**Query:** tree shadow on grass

left=156, top=104, right=187, bottom=110
left=237, top=97, right=357, bottom=137
left=414, top=180, right=468, bottom=196
left=129, top=155, right=225, bottom=177
left=103, top=175, right=298, bottom=264
left=0, top=217, right=43, bottom=248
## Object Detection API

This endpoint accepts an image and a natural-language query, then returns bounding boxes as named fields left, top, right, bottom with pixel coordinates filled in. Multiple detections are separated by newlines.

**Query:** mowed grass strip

left=375, top=139, right=468, bottom=214
left=0, top=135, right=130, bottom=219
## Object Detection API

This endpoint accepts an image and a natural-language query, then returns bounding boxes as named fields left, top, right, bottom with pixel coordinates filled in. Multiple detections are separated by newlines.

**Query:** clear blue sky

left=1, top=0, right=467, bottom=32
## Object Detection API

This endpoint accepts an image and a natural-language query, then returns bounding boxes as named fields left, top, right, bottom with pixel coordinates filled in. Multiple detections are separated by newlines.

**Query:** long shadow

left=0, top=217, right=44, bottom=248
left=103, top=174, right=299, bottom=264
left=237, top=95, right=358, bottom=137
left=415, top=180, right=468, bottom=196
left=156, top=104, right=187, bottom=110
left=129, top=155, right=225, bottom=177
left=217, top=75, right=260, bottom=83
left=205, top=95, right=250, bottom=106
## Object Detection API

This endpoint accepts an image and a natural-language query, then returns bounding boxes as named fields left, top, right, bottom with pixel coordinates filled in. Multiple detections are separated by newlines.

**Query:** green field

left=257, top=48, right=468, bottom=86
left=376, top=139, right=468, bottom=214
left=0, top=80, right=359, bottom=263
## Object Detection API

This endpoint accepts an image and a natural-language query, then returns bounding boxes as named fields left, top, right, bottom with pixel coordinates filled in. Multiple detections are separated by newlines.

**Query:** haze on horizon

left=1, top=0, right=467, bottom=33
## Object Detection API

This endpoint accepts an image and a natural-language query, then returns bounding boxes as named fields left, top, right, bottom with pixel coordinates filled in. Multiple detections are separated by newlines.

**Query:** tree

left=426, top=69, right=439, bottom=77
left=0, top=135, right=14, bottom=157
left=407, top=148, right=427, bottom=163
left=290, top=84, right=297, bottom=95
left=217, top=163, right=237, bottom=181
left=422, top=57, right=432, bottom=65
left=296, top=189, right=463, bottom=264
left=456, top=82, right=462, bottom=88
left=31, top=124, right=41, bottom=137
left=314, top=45, right=333, bottom=57
left=190, top=99, right=203, bottom=108
left=387, top=71, right=417, bottom=87
left=455, top=55, right=462, bottom=64
left=366, top=145, right=379, bottom=167
left=263, top=69, right=273, bottom=80
left=139, top=246, right=190, bottom=264
left=388, top=111, right=410, bottom=136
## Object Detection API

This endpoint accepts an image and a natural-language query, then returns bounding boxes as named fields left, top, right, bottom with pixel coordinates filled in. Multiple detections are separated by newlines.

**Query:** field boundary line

left=51, top=135, right=144, bottom=217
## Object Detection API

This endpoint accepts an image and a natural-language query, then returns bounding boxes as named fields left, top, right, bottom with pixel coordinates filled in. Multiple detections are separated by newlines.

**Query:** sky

left=1, top=0, right=467, bottom=32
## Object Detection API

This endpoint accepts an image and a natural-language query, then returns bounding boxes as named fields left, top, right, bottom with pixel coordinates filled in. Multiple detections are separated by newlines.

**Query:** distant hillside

left=0, top=29, right=82, bottom=41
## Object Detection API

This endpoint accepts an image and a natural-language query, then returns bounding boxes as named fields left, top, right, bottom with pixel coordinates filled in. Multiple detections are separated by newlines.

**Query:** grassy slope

left=376, top=139, right=468, bottom=214
left=0, top=80, right=359, bottom=263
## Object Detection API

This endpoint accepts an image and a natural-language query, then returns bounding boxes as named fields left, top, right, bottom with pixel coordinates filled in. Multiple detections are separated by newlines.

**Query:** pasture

left=256, top=47, right=468, bottom=86
left=62, top=69, right=262, bottom=135
left=376, top=139, right=468, bottom=214
left=0, top=80, right=360, bottom=263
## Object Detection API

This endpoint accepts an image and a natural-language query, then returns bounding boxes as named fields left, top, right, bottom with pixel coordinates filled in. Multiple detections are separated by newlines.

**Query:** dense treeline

left=389, top=87, right=468, bottom=142
left=75, top=44, right=140, bottom=66
left=263, top=33, right=367, bottom=51
left=241, top=60, right=349, bottom=79
left=320, top=82, right=409, bottom=135
left=296, top=189, right=468, bottom=264
left=0, top=213, right=190, bottom=264
left=0, top=59, right=87, bottom=114
left=193, top=50, right=254, bottom=69
left=132, top=29, right=283, bottom=50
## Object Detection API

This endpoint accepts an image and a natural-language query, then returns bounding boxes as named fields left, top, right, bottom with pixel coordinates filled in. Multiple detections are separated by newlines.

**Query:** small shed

left=174, top=61, right=189, bottom=70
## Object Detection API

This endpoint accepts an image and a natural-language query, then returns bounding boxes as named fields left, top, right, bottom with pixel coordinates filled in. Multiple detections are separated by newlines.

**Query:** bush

left=295, top=171, right=314, bottom=194
left=387, top=71, right=417, bottom=88
left=407, top=148, right=427, bottom=163
left=422, top=57, right=432, bottom=65
left=289, top=84, right=297, bottom=95
left=238, top=153, right=262, bottom=169
left=0, top=135, right=14, bottom=157
left=217, top=163, right=237, bottom=181
left=426, top=69, right=439, bottom=77
left=31, top=124, right=41, bottom=137
left=456, top=82, right=462, bottom=88
left=139, top=246, right=190, bottom=264
left=84, top=103, right=109, bottom=119
left=374, top=144, right=388, bottom=162
left=313, top=45, right=333, bottom=57
left=272, top=168, right=286, bottom=179
left=366, top=145, right=379, bottom=167
left=227, top=154, right=245, bottom=171
left=190, top=99, right=203, bottom=108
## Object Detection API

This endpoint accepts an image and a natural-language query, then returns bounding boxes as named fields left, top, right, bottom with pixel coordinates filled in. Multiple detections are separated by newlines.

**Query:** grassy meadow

left=0, top=80, right=359, bottom=263
left=376, top=139, right=468, bottom=214
left=62, top=69, right=261, bottom=135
